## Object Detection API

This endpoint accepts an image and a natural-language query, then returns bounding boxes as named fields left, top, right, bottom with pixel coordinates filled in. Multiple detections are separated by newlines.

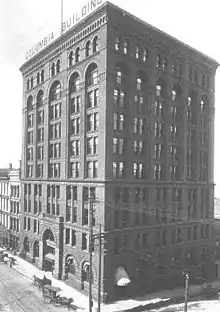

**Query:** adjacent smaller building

left=0, top=164, right=20, bottom=248
left=0, top=168, right=10, bottom=246
left=9, top=168, right=21, bottom=249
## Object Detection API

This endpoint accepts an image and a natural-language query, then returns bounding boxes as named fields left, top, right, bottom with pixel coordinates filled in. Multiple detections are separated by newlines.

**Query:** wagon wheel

left=43, top=295, right=51, bottom=304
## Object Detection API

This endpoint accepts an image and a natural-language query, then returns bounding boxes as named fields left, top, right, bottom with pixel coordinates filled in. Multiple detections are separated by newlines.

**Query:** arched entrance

left=64, top=254, right=76, bottom=279
left=43, top=229, right=55, bottom=272
left=82, top=261, right=92, bottom=286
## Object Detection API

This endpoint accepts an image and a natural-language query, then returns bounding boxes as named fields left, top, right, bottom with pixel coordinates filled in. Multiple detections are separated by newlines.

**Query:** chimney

left=9, top=163, right=12, bottom=170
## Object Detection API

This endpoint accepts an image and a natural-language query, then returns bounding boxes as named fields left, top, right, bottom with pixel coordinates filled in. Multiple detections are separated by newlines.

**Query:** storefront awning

left=45, top=253, right=55, bottom=262
left=115, top=267, right=131, bottom=287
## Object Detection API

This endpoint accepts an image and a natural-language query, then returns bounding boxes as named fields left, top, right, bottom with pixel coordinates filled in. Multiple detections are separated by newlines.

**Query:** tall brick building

left=19, top=1, right=218, bottom=302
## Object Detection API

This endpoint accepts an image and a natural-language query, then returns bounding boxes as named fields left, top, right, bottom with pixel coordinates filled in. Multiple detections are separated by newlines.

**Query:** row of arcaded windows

left=26, top=36, right=99, bottom=91
left=26, top=63, right=98, bottom=109
left=27, top=70, right=44, bottom=91
left=115, top=37, right=211, bottom=87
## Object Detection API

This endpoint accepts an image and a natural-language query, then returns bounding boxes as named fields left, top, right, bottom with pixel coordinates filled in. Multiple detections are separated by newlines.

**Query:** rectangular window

left=28, top=218, right=31, bottom=231
left=24, top=217, right=27, bottom=230
left=27, top=114, right=34, bottom=128
left=122, top=187, right=129, bottom=203
left=112, top=161, right=125, bottom=178
left=27, top=131, right=34, bottom=144
left=71, top=96, right=80, bottom=114
left=37, top=128, right=44, bottom=142
left=37, top=146, right=44, bottom=160
left=154, top=143, right=162, bottom=159
left=82, top=233, right=88, bottom=250
left=70, top=162, right=79, bottom=178
left=154, top=122, right=162, bottom=138
left=34, top=219, right=37, bottom=233
left=154, top=164, right=162, bottom=180
left=87, top=137, right=98, bottom=155
left=66, top=228, right=70, bottom=244
left=71, top=118, right=80, bottom=135
left=70, top=140, right=80, bottom=157
left=132, top=163, right=144, bottom=179
left=72, top=230, right=76, bottom=246
left=37, top=110, right=44, bottom=124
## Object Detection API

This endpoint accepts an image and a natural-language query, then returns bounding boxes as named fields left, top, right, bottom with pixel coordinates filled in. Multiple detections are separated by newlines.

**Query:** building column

left=38, top=240, right=44, bottom=270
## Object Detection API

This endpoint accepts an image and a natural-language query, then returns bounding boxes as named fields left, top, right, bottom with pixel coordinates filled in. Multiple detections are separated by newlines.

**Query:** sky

left=0, top=0, right=220, bottom=194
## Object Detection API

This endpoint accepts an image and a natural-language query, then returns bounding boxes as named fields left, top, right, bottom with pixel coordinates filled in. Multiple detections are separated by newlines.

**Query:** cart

left=42, top=285, right=61, bottom=304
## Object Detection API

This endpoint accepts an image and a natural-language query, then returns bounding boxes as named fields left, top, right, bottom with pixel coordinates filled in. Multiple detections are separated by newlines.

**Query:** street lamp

left=183, top=272, right=189, bottom=312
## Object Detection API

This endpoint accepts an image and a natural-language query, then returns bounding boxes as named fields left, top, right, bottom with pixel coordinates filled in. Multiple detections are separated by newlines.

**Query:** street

left=0, top=263, right=73, bottom=312
left=150, top=300, right=220, bottom=311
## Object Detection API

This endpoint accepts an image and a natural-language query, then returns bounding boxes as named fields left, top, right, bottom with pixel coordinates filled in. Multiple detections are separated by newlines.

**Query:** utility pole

left=61, top=0, right=64, bottom=34
left=97, top=224, right=102, bottom=312
left=89, top=196, right=94, bottom=312
left=184, top=273, right=189, bottom=312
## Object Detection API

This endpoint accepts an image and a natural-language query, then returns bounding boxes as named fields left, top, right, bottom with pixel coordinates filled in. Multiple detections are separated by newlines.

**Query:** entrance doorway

left=42, top=229, right=55, bottom=272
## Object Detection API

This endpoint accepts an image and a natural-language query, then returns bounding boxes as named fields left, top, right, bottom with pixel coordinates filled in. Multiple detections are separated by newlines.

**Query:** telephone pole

left=97, top=224, right=102, bottom=312
left=184, top=273, right=189, bottom=312
left=89, top=196, right=94, bottom=312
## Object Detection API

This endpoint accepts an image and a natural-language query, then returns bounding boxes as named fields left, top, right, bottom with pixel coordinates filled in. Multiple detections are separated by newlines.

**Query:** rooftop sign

left=24, top=0, right=105, bottom=61
left=61, top=0, right=104, bottom=34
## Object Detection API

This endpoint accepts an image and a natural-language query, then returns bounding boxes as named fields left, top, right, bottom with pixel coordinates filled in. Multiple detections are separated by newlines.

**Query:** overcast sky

left=0, top=0, right=220, bottom=194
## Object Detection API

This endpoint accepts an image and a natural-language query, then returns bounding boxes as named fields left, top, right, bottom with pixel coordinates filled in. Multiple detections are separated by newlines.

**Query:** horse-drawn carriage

left=0, top=252, right=16, bottom=266
left=42, top=285, right=74, bottom=309
left=32, top=275, right=52, bottom=289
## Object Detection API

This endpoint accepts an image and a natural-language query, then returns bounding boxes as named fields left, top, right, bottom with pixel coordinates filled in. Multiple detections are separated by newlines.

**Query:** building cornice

left=20, top=4, right=108, bottom=75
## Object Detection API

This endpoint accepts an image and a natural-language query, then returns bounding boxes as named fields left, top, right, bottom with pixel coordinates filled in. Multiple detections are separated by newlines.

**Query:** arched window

left=85, top=63, right=98, bottom=87
left=156, top=55, right=161, bottom=68
left=93, top=36, right=98, bottom=53
left=41, top=70, right=44, bottom=83
left=49, top=81, right=61, bottom=102
left=27, top=95, right=33, bottom=110
left=37, top=73, right=40, bottom=85
left=172, top=85, right=181, bottom=102
left=51, top=63, right=55, bottom=76
left=172, top=90, right=176, bottom=101
left=82, top=262, right=92, bottom=283
left=123, top=40, right=129, bottom=55
left=143, top=49, right=148, bottom=62
left=201, top=95, right=208, bottom=112
left=56, top=59, right=60, bottom=74
left=136, top=45, right=141, bottom=59
left=65, top=255, right=76, bottom=275
left=156, top=79, right=166, bottom=97
left=85, top=41, right=91, bottom=57
left=69, top=51, right=73, bottom=67
left=116, top=67, right=122, bottom=85
left=187, top=96, right=192, bottom=107
left=27, top=79, right=30, bottom=90
left=30, top=76, right=34, bottom=88
left=43, top=229, right=55, bottom=241
left=156, top=85, right=161, bottom=97
left=162, top=57, right=168, bottom=70
left=115, top=37, right=120, bottom=51
left=36, top=90, right=44, bottom=107
left=136, top=77, right=142, bottom=91
left=69, top=73, right=80, bottom=93
left=75, top=47, right=80, bottom=63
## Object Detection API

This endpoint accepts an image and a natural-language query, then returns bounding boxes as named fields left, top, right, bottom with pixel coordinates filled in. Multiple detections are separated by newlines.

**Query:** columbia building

left=19, top=1, right=218, bottom=302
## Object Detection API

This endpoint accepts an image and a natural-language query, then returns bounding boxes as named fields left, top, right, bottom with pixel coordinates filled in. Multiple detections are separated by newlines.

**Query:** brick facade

left=19, top=2, right=218, bottom=302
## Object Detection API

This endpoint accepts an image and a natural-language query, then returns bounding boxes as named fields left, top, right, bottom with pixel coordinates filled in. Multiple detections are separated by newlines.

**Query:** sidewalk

left=2, top=248, right=220, bottom=312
